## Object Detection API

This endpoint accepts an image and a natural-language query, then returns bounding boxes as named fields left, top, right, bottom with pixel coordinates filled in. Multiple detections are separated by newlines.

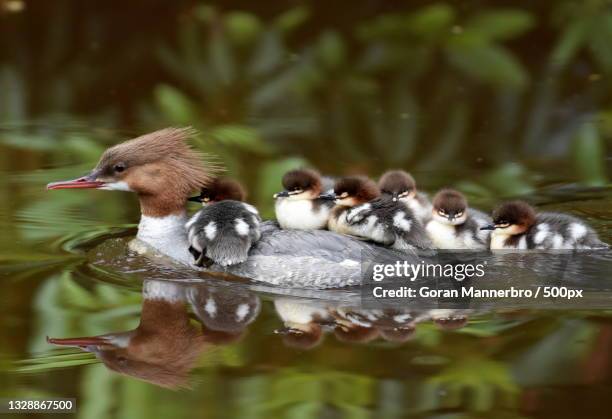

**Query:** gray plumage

left=216, top=221, right=430, bottom=288
left=345, top=198, right=433, bottom=250
left=186, top=201, right=261, bottom=267
left=525, top=213, right=608, bottom=250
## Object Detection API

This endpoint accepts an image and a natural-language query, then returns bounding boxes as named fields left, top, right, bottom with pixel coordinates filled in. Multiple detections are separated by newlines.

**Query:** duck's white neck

left=136, top=212, right=193, bottom=265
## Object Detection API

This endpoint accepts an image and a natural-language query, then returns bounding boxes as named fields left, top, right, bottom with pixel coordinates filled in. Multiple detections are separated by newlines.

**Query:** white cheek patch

left=393, top=211, right=412, bottom=231
left=205, top=221, right=217, bottom=240
left=100, top=181, right=133, bottom=192
left=235, top=218, right=250, bottom=236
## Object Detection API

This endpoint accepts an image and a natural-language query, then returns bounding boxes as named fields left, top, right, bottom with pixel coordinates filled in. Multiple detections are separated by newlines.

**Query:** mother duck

left=47, top=128, right=421, bottom=288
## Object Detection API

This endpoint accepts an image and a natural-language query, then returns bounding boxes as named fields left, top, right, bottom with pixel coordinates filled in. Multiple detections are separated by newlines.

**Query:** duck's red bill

left=47, top=176, right=105, bottom=190
left=46, top=336, right=106, bottom=346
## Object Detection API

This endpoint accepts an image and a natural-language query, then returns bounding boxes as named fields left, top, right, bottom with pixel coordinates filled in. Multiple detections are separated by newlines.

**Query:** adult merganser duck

left=185, top=177, right=261, bottom=267
left=331, top=176, right=433, bottom=250
left=46, top=127, right=428, bottom=288
left=425, top=189, right=491, bottom=250
left=47, top=280, right=206, bottom=389
left=378, top=170, right=432, bottom=223
left=273, top=168, right=335, bottom=230
left=481, top=201, right=609, bottom=250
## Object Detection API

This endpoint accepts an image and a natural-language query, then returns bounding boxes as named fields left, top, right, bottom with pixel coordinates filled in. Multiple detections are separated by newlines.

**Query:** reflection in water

left=47, top=279, right=474, bottom=389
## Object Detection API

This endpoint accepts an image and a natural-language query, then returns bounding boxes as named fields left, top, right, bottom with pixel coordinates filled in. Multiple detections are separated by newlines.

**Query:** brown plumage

left=491, top=201, right=536, bottom=229
left=378, top=170, right=416, bottom=195
left=96, top=127, right=222, bottom=216
left=199, top=177, right=246, bottom=202
left=334, top=176, right=380, bottom=204
left=48, top=297, right=207, bottom=390
left=282, top=169, right=322, bottom=195
left=432, top=189, right=467, bottom=213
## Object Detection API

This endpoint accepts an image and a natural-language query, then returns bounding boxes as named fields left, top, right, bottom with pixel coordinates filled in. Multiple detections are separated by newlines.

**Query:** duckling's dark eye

left=114, top=164, right=126, bottom=173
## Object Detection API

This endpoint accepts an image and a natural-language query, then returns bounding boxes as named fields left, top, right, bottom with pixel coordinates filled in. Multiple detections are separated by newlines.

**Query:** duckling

left=425, top=189, right=491, bottom=250
left=273, top=298, right=332, bottom=350
left=331, top=176, right=432, bottom=250
left=378, top=170, right=432, bottom=223
left=327, top=175, right=384, bottom=236
left=274, top=169, right=335, bottom=230
left=481, top=201, right=609, bottom=250
left=186, top=178, right=261, bottom=267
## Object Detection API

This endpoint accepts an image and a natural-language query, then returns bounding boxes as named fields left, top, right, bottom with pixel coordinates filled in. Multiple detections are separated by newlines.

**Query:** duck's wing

left=216, top=221, right=433, bottom=289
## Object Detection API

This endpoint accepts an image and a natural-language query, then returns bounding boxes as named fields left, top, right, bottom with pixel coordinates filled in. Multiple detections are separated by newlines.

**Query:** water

left=2, top=0, right=612, bottom=415
left=1, top=138, right=611, bottom=418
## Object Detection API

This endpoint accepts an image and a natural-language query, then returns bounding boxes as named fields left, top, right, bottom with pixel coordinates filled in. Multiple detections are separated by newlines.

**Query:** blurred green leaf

left=154, top=84, right=198, bottom=125
left=225, top=12, right=263, bottom=46
left=446, top=43, right=528, bottom=88
left=316, top=31, right=346, bottom=70
left=465, top=10, right=535, bottom=41
left=209, top=124, right=274, bottom=154
left=571, top=120, right=607, bottom=186
left=274, top=6, right=310, bottom=33
left=407, top=3, right=455, bottom=39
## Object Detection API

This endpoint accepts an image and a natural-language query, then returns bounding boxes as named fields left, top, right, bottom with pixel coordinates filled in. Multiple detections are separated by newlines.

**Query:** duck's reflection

left=48, top=280, right=470, bottom=389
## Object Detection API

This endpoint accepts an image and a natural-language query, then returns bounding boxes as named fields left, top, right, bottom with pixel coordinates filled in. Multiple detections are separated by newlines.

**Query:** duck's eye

left=455, top=211, right=464, bottom=218
left=496, top=221, right=510, bottom=228
left=203, top=197, right=210, bottom=202
left=113, top=164, right=126, bottom=173
left=438, top=209, right=446, bottom=216
left=339, top=192, right=349, bottom=198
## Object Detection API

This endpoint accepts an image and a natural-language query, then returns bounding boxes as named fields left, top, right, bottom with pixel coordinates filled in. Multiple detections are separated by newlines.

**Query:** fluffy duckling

left=186, top=178, right=261, bottom=267
left=425, top=189, right=491, bottom=250
left=274, top=169, right=335, bottom=230
left=273, top=298, right=332, bottom=350
left=331, top=176, right=432, bottom=250
left=482, top=201, right=609, bottom=250
left=327, top=176, right=383, bottom=236
left=378, top=170, right=432, bottom=223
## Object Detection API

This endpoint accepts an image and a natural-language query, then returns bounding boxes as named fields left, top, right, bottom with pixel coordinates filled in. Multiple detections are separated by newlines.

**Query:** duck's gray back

left=222, top=221, right=418, bottom=288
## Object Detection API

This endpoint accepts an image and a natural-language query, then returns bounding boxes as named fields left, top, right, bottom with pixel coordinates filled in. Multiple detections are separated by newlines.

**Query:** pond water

left=1, top=136, right=611, bottom=419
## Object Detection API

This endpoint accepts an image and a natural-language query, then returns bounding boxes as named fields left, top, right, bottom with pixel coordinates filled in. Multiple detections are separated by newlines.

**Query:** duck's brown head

left=432, top=189, right=468, bottom=225
left=333, top=176, right=380, bottom=207
left=47, top=127, right=221, bottom=217
left=188, top=177, right=246, bottom=205
left=481, top=201, right=536, bottom=236
left=274, top=169, right=323, bottom=201
left=378, top=170, right=417, bottom=202
left=47, top=282, right=206, bottom=389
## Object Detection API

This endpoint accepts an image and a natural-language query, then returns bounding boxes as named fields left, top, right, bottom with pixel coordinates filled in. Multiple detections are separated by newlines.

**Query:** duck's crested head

left=192, top=177, right=246, bottom=204
left=274, top=168, right=322, bottom=201
left=48, top=127, right=223, bottom=217
left=432, top=188, right=468, bottom=225
left=378, top=170, right=416, bottom=201
left=488, top=201, right=536, bottom=235
left=333, top=176, right=380, bottom=207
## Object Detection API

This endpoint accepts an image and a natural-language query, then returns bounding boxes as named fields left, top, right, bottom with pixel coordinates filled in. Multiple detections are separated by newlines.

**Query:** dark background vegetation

left=1, top=0, right=611, bottom=213
left=0, top=2, right=612, bottom=417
